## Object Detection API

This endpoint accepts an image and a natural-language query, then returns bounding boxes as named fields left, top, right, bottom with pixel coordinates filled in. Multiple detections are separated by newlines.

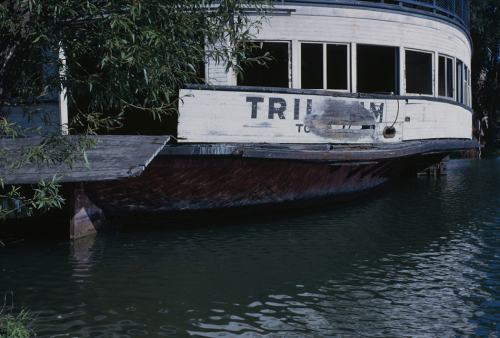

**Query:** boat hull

left=82, top=154, right=435, bottom=221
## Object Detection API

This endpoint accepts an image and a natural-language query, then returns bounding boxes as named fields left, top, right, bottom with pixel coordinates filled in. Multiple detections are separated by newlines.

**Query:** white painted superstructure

left=179, top=0, right=473, bottom=144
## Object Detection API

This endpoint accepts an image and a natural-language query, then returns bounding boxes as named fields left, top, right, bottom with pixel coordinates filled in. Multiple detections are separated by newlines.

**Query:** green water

left=1, top=159, right=500, bottom=337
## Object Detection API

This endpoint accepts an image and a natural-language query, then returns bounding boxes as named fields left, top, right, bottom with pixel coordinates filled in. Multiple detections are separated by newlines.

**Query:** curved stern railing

left=283, top=0, right=470, bottom=32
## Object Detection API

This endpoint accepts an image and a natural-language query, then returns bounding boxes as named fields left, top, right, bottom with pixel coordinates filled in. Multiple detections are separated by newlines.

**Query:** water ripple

left=2, top=159, right=500, bottom=337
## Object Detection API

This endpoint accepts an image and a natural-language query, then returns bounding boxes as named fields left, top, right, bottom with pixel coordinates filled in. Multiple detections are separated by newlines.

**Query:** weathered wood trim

left=292, top=39, right=300, bottom=88
left=184, top=85, right=474, bottom=113
left=59, top=46, right=69, bottom=135
left=160, top=144, right=239, bottom=156
left=238, top=139, right=478, bottom=162
left=161, top=139, right=478, bottom=163
left=434, top=50, right=440, bottom=98
left=242, top=7, right=296, bottom=15
left=0, top=135, right=169, bottom=185
left=399, top=46, right=405, bottom=96
left=351, top=42, right=357, bottom=93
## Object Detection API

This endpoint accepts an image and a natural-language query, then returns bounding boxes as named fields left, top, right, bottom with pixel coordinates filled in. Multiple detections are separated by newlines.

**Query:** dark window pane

left=438, top=56, right=446, bottom=96
left=326, top=44, right=348, bottom=90
left=197, top=60, right=205, bottom=81
left=464, top=65, right=469, bottom=104
left=405, top=50, right=432, bottom=95
left=447, top=58, right=453, bottom=97
left=456, top=60, right=463, bottom=103
left=301, top=43, right=323, bottom=89
left=357, top=45, right=398, bottom=94
left=238, top=42, right=289, bottom=88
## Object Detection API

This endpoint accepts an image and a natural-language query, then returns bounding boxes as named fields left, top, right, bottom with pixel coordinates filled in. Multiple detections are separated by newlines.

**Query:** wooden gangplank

left=0, top=135, right=170, bottom=185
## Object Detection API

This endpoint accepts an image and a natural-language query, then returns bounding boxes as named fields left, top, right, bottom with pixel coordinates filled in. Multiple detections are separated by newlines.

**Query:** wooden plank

left=1, top=135, right=169, bottom=185
left=239, top=139, right=479, bottom=162
left=158, top=139, right=478, bottom=163
left=160, top=144, right=238, bottom=156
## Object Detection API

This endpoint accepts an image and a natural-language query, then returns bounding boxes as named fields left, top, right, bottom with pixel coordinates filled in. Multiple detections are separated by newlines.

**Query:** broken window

left=237, top=41, right=290, bottom=88
left=438, top=55, right=454, bottom=98
left=357, top=45, right=398, bottom=94
left=456, top=59, right=463, bottom=103
left=301, top=43, right=349, bottom=90
left=405, top=50, right=433, bottom=95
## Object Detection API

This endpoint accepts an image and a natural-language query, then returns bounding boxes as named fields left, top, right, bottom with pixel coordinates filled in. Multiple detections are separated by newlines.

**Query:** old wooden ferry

left=3, top=0, right=478, bottom=237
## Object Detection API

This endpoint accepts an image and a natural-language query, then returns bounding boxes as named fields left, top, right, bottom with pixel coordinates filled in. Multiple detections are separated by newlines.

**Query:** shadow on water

left=1, top=159, right=500, bottom=337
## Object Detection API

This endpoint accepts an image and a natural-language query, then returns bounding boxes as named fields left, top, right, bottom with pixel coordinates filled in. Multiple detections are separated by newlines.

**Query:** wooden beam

left=70, top=183, right=107, bottom=239
left=351, top=42, right=357, bottom=93
left=292, top=38, right=300, bottom=89
left=159, top=139, right=478, bottom=163
left=239, top=139, right=479, bottom=162
left=1, top=135, right=169, bottom=185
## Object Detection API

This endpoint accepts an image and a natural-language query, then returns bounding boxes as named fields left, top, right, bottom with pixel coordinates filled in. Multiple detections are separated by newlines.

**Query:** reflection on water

left=2, top=159, right=500, bottom=337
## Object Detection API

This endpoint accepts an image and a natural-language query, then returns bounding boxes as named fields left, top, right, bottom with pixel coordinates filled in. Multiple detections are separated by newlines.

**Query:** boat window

left=197, top=60, right=206, bottom=81
left=447, top=58, right=453, bottom=97
left=465, top=65, right=470, bottom=106
left=467, top=69, right=472, bottom=107
left=456, top=59, right=463, bottom=103
left=237, top=41, right=290, bottom=88
left=438, top=55, right=454, bottom=98
left=9, top=46, right=51, bottom=99
left=357, top=45, right=398, bottom=94
left=438, top=56, right=445, bottom=96
left=405, top=50, right=433, bottom=95
left=301, top=43, right=323, bottom=89
left=327, top=45, right=349, bottom=90
left=300, top=43, right=349, bottom=91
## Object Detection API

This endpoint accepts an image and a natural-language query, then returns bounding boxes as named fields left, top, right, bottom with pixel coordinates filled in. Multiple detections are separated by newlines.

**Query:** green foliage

left=0, top=0, right=273, bottom=220
left=0, top=114, right=97, bottom=219
left=1, top=0, right=273, bottom=126
left=0, top=178, right=64, bottom=219
left=481, top=143, right=500, bottom=156
left=470, top=0, right=500, bottom=144
left=0, top=310, right=34, bottom=338
left=0, top=295, right=35, bottom=338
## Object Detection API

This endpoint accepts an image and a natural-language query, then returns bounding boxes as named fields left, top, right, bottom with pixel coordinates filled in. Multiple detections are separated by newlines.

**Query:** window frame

left=404, top=48, right=434, bottom=97
left=235, top=40, right=292, bottom=89
left=356, top=43, right=400, bottom=95
left=456, top=59, right=464, bottom=104
left=298, top=41, right=351, bottom=92
left=438, top=54, right=455, bottom=100
left=465, top=65, right=471, bottom=107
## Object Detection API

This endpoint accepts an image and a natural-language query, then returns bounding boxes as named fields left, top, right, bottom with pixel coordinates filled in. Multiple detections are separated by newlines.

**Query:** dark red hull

left=83, top=155, right=415, bottom=220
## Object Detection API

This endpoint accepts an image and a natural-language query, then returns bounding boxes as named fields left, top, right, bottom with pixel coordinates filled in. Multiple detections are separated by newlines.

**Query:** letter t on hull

left=246, top=97, right=264, bottom=118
